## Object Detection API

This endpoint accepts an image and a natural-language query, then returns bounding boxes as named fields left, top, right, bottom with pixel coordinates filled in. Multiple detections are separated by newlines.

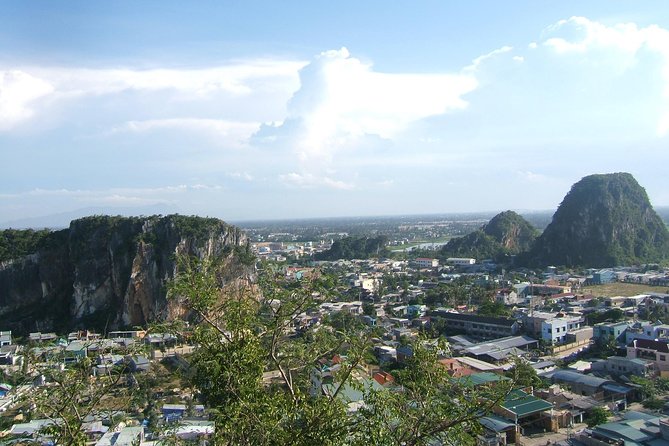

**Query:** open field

left=582, top=282, right=668, bottom=297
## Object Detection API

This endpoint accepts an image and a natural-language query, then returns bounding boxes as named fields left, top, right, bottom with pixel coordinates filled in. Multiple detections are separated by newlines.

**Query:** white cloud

left=542, top=16, right=669, bottom=136
left=279, top=172, right=355, bottom=190
left=275, top=47, right=478, bottom=163
left=31, top=60, right=305, bottom=97
left=0, top=70, right=54, bottom=130
left=116, top=118, right=260, bottom=148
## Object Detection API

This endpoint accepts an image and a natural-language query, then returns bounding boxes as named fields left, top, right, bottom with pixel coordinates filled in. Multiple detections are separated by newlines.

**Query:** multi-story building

left=432, top=310, right=520, bottom=339
left=415, top=258, right=439, bottom=268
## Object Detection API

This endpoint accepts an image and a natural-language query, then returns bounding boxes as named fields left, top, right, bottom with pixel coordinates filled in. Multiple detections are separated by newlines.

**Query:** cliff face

left=526, top=173, right=669, bottom=267
left=441, top=210, right=538, bottom=261
left=0, top=215, right=248, bottom=333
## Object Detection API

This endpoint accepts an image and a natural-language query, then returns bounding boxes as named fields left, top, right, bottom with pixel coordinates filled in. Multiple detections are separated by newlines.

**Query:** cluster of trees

left=315, top=236, right=389, bottom=261
left=0, top=228, right=53, bottom=262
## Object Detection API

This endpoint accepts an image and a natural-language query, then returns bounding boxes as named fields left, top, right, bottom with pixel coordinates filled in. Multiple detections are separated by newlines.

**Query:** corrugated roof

left=502, top=389, right=552, bottom=418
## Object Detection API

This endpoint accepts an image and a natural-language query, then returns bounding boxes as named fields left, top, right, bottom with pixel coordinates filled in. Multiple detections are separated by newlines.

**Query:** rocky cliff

left=440, top=210, right=538, bottom=261
left=0, top=215, right=249, bottom=333
left=525, top=173, right=669, bottom=267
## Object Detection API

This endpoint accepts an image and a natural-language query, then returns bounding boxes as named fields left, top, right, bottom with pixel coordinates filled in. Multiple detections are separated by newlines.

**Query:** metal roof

left=501, top=389, right=552, bottom=418
left=550, top=369, right=611, bottom=388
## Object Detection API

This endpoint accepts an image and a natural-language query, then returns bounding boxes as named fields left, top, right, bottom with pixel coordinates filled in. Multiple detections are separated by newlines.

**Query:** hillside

left=0, top=215, right=249, bottom=333
left=440, top=210, right=538, bottom=261
left=525, top=173, right=669, bottom=267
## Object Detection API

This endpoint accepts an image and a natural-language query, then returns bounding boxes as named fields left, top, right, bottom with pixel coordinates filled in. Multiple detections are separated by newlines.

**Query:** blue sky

left=2, top=1, right=669, bottom=225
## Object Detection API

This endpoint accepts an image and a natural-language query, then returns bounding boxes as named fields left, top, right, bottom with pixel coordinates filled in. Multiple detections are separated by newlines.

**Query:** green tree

left=169, top=254, right=515, bottom=445
left=504, top=357, right=544, bottom=389
left=585, top=406, right=609, bottom=427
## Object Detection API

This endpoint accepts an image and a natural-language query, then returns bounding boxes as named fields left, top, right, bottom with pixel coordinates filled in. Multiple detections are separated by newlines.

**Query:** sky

left=2, top=1, right=669, bottom=226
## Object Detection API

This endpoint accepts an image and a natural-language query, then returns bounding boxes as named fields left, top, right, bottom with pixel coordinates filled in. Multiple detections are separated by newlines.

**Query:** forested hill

left=440, top=210, right=538, bottom=261
left=0, top=214, right=248, bottom=333
left=315, top=236, right=389, bottom=260
left=524, top=172, right=669, bottom=267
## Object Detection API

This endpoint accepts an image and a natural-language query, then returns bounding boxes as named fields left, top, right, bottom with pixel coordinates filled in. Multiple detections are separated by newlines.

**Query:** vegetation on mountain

left=440, top=210, right=538, bottom=262
left=0, top=228, right=57, bottom=263
left=315, top=236, right=389, bottom=260
left=0, top=214, right=248, bottom=333
left=525, top=173, right=669, bottom=267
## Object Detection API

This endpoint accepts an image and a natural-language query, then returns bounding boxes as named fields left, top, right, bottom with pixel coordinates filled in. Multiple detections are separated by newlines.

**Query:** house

left=95, top=425, right=143, bottom=446
left=547, top=370, right=634, bottom=405
left=0, top=331, right=12, bottom=346
left=431, top=310, right=520, bottom=339
left=414, top=258, right=439, bottom=268
left=591, top=269, right=617, bottom=285
left=574, top=411, right=669, bottom=446
left=446, top=257, right=476, bottom=266
left=162, top=403, right=188, bottom=422
left=593, top=321, right=632, bottom=344
left=540, top=314, right=584, bottom=345
left=0, top=345, right=19, bottom=365
left=590, top=356, right=655, bottom=377
left=627, top=338, right=669, bottom=375
left=29, top=332, right=57, bottom=343
left=462, top=336, right=538, bottom=363
left=64, top=341, right=88, bottom=363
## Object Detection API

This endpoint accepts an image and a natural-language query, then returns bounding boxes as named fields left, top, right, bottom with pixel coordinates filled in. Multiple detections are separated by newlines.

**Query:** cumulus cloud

left=279, top=172, right=355, bottom=190
left=269, top=47, right=478, bottom=163
left=543, top=16, right=669, bottom=136
left=31, top=60, right=305, bottom=97
left=115, top=118, right=260, bottom=148
left=0, top=59, right=304, bottom=133
left=0, top=70, right=54, bottom=130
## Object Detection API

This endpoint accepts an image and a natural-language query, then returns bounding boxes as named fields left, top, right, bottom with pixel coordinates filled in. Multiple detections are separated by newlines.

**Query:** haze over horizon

left=2, top=1, right=669, bottom=225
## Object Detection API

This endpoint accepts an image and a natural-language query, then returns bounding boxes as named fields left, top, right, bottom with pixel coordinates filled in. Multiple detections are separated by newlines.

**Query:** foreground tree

left=169, top=256, right=515, bottom=445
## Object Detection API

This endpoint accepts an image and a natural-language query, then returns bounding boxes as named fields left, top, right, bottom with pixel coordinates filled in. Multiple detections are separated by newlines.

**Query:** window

left=661, top=355, right=666, bottom=361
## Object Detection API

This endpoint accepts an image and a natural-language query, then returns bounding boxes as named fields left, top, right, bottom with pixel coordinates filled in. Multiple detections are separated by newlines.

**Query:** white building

left=446, top=258, right=476, bottom=266
left=415, top=258, right=439, bottom=268
left=541, top=314, right=584, bottom=344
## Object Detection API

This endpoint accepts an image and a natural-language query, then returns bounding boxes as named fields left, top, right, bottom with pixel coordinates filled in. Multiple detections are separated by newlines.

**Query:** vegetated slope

left=0, top=215, right=249, bottom=333
left=315, top=236, right=389, bottom=260
left=526, top=173, right=669, bottom=267
left=440, top=211, right=538, bottom=261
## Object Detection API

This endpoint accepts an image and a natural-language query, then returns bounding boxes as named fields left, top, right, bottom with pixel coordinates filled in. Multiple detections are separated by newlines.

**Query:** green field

left=582, top=282, right=668, bottom=297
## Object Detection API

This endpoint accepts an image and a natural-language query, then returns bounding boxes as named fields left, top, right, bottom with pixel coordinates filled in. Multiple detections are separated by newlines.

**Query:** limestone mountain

left=0, top=215, right=249, bottom=333
left=440, top=211, right=539, bottom=261
left=526, top=173, right=669, bottom=267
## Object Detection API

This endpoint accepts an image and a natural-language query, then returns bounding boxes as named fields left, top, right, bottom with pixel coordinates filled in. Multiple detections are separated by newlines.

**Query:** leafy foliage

left=169, top=255, right=514, bottom=445
left=526, top=173, right=669, bottom=267
left=440, top=210, right=538, bottom=262
left=585, top=406, right=609, bottom=427
left=0, top=228, right=55, bottom=262
left=315, top=236, right=389, bottom=260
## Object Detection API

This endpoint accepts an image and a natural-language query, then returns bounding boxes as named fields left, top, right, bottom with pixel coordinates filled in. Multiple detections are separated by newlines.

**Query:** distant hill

left=315, top=236, right=389, bottom=260
left=524, top=173, right=669, bottom=267
left=440, top=210, right=538, bottom=261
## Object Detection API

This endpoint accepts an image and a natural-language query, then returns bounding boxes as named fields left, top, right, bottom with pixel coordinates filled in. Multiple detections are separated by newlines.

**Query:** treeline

left=315, top=236, right=389, bottom=260
left=0, top=228, right=53, bottom=263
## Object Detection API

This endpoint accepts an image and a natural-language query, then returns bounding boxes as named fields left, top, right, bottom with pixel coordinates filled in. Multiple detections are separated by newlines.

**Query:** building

left=446, top=257, right=476, bottom=266
left=432, top=310, right=520, bottom=339
left=591, top=356, right=655, bottom=377
left=0, top=331, right=12, bottom=346
left=525, top=312, right=584, bottom=345
left=462, top=336, right=538, bottom=363
left=593, top=321, right=632, bottom=344
left=548, top=370, right=634, bottom=404
left=627, top=338, right=669, bottom=374
left=415, top=258, right=439, bottom=268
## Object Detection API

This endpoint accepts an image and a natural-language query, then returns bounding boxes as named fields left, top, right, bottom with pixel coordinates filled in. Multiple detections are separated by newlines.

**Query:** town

left=3, top=245, right=669, bottom=445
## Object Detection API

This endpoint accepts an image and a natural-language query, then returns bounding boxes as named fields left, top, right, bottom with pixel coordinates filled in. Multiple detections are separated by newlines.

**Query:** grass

left=581, top=282, right=668, bottom=297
